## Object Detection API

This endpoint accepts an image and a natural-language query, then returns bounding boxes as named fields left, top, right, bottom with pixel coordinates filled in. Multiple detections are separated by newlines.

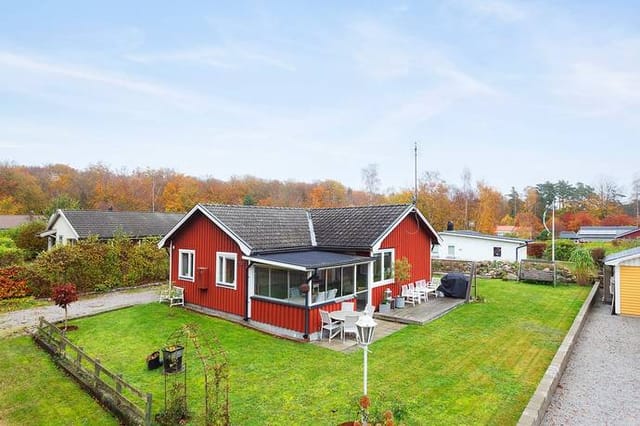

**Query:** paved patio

left=375, top=296, right=466, bottom=325
left=314, top=296, right=467, bottom=352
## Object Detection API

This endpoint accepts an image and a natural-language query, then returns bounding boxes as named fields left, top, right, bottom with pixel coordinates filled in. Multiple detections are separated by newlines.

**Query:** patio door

left=355, top=263, right=369, bottom=310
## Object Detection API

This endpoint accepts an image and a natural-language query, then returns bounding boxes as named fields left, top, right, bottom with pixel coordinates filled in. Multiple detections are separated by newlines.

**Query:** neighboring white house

left=433, top=230, right=528, bottom=262
left=40, top=209, right=184, bottom=249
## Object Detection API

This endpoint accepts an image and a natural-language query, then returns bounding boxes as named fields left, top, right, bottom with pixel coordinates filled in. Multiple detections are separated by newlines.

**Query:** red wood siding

left=169, top=212, right=246, bottom=317
left=251, top=298, right=348, bottom=335
left=620, top=229, right=640, bottom=239
left=372, top=213, right=434, bottom=307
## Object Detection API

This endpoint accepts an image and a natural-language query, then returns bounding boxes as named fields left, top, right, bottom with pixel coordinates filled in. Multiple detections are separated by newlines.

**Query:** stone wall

left=433, top=259, right=576, bottom=283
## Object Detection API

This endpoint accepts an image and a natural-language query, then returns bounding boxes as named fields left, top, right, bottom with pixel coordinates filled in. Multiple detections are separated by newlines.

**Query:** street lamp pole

left=355, top=315, right=378, bottom=396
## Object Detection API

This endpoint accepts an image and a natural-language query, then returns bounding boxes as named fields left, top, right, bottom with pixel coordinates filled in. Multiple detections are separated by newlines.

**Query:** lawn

left=53, top=279, right=590, bottom=425
left=0, top=336, right=118, bottom=425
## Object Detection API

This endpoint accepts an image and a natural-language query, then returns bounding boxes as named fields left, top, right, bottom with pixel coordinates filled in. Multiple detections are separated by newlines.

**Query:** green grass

left=0, top=297, right=49, bottom=314
left=0, top=336, right=118, bottom=425
left=53, top=279, right=589, bottom=425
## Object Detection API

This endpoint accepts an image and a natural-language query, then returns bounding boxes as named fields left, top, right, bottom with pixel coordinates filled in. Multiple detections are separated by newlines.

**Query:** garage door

left=620, top=265, right=640, bottom=316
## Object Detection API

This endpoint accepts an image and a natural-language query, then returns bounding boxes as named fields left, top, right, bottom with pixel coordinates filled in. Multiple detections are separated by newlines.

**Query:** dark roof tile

left=61, top=210, right=185, bottom=239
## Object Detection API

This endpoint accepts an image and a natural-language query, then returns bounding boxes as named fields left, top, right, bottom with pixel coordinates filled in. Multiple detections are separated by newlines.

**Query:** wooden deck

left=374, top=296, right=466, bottom=325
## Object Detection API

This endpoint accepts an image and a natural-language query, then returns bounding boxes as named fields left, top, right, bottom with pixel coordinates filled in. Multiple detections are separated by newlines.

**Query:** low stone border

left=517, top=282, right=600, bottom=425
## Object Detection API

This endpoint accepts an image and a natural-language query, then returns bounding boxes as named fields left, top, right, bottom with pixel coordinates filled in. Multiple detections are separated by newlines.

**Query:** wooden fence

left=33, top=317, right=152, bottom=425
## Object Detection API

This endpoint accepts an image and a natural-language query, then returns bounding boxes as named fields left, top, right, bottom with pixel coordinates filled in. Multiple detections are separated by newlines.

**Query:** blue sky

left=1, top=1, right=639, bottom=196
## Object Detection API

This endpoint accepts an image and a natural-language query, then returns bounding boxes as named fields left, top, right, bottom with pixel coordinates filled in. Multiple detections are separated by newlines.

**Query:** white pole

left=552, top=199, right=556, bottom=286
left=363, top=345, right=368, bottom=395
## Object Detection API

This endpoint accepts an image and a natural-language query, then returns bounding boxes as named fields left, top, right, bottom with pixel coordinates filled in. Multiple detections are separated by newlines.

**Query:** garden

left=2, top=278, right=591, bottom=425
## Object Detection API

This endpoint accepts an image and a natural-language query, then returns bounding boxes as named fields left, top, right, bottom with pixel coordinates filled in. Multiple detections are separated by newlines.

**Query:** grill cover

left=438, top=273, right=469, bottom=298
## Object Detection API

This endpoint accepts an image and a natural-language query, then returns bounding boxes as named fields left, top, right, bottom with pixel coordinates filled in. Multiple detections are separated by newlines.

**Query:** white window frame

left=216, top=252, right=237, bottom=289
left=373, top=248, right=395, bottom=285
left=178, top=249, right=195, bottom=281
left=447, top=245, right=455, bottom=258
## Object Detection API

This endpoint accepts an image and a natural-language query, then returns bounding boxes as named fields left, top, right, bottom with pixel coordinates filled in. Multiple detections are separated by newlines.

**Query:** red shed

left=159, top=204, right=441, bottom=340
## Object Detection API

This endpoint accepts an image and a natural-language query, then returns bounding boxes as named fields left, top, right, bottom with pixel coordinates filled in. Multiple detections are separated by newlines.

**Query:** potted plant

left=393, top=257, right=412, bottom=309
left=379, top=299, right=391, bottom=314
left=146, top=351, right=162, bottom=370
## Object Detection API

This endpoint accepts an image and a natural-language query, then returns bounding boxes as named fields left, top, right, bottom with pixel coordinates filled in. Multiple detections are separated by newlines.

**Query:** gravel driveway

left=0, top=286, right=160, bottom=337
left=542, top=294, right=640, bottom=425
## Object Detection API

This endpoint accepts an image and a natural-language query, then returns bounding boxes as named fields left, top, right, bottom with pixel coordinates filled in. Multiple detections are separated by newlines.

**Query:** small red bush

left=527, top=242, right=547, bottom=258
left=52, top=283, right=78, bottom=309
left=0, top=266, right=31, bottom=299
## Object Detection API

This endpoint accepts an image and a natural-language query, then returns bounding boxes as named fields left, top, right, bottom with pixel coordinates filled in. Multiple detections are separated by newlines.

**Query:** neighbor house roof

left=577, top=226, right=639, bottom=241
left=43, top=210, right=185, bottom=239
left=439, top=230, right=528, bottom=244
left=160, top=203, right=441, bottom=255
left=0, top=215, right=43, bottom=229
left=559, top=231, right=578, bottom=240
left=604, top=246, right=640, bottom=266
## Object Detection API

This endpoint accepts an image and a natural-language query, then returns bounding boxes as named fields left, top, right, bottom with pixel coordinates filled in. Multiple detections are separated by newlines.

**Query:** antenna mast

left=413, top=142, right=418, bottom=204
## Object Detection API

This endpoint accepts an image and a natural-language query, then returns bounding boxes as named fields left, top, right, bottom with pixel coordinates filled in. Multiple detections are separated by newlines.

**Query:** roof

left=45, top=210, right=185, bottom=239
left=200, top=205, right=312, bottom=252
left=0, top=215, right=43, bottom=229
left=577, top=226, right=639, bottom=240
left=439, top=230, right=528, bottom=244
left=244, top=250, right=373, bottom=271
left=617, top=228, right=640, bottom=239
left=160, top=203, right=441, bottom=254
left=604, top=246, right=640, bottom=265
left=559, top=231, right=578, bottom=239
left=311, top=204, right=413, bottom=249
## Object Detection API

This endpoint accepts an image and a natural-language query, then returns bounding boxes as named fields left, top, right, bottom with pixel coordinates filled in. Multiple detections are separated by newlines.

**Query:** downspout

left=303, top=269, right=317, bottom=340
left=516, top=242, right=528, bottom=263
left=244, top=261, right=254, bottom=322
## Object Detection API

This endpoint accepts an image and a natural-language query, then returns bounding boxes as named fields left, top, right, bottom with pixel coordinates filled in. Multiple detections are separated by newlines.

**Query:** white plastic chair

left=364, top=304, right=375, bottom=316
left=319, top=310, right=341, bottom=342
left=341, top=301, right=355, bottom=311
left=315, top=291, right=326, bottom=304
left=327, top=288, right=338, bottom=300
left=416, top=279, right=433, bottom=301
left=401, top=284, right=417, bottom=306
left=408, top=283, right=423, bottom=304
left=342, top=315, right=359, bottom=342
left=426, top=278, right=440, bottom=298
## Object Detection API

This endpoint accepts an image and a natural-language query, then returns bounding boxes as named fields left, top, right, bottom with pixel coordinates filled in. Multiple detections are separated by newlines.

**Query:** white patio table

left=329, top=310, right=364, bottom=322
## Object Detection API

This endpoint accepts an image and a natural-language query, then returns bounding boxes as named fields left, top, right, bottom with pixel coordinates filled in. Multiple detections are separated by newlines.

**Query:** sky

left=1, top=1, right=639, bottom=197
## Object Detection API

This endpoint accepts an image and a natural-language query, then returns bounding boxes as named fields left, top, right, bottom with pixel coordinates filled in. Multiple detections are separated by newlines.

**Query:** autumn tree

left=52, top=283, right=78, bottom=331
left=475, top=183, right=506, bottom=234
left=415, top=172, right=452, bottom=231
left=161, top=174, right=202, bottom=212
left=361, top=164, right=381, bottom=202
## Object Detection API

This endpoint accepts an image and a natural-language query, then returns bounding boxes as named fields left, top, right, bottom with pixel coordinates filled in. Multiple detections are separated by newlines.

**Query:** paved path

left=0, top=286, right=160, bottom=337
left=542, top=296, right=640, bottom=425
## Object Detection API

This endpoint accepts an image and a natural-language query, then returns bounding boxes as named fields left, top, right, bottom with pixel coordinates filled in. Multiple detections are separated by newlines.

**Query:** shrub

left=590, top=247, right=606, bottom=266
left=0, top=246, right=24, bottom=267
left=13, top=220, right=48, bottom=260
left=26, top=237, right=168, bottom=296
left=544, top=240, right=577, bottom=261
left=569, top=247, right=596, bottom=285
left=0, top=266, right=31, bottom=299
left=527, top=242, right=546, bottom=258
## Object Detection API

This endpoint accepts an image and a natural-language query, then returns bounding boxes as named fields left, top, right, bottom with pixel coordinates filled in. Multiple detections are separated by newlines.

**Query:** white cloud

left=126, top=44, right=296, bottom=72
left=0, top=51, right=202, bottom=108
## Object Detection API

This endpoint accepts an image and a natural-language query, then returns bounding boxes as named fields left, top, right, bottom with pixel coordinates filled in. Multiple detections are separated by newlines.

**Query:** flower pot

left=395, top=296, right=405, bottom=309
left=162, top=345, right=184, bottom=374
left=146, top=351, right=162, bottom=370
left=379, top=303, right=391, bottom=314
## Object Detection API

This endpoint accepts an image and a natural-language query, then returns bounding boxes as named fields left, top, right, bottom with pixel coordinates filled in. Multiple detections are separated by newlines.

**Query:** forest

left=1, top=162, right=638, bottom=238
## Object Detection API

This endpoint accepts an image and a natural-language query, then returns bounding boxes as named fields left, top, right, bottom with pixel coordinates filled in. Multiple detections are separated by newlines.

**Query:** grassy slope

left=60, top=279, right=589, bottom=425
left=0, top=336, right=117, bottom=425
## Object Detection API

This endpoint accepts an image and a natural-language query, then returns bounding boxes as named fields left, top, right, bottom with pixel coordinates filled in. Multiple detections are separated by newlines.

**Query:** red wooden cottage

left=158, top=203, right=441, bottom=340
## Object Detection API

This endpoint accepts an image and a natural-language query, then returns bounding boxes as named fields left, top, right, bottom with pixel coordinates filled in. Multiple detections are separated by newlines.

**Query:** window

left=254, top=266, right=307, bottom=304
left=216, top=252, right=237, bottom=288
left=373, top=249, right=394, bottom=283
left=493, top=247, right=502, bottom=257
left=447, top=245, right=455, bottom=258
left=178, top=249, right=195, bottom=281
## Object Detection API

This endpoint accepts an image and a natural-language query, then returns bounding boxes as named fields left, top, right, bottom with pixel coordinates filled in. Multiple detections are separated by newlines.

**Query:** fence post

left=116, top=373, right=123, bottom=394
left=145, top=393, right=153, bottom=426
left=76, top=347, right=82, bottom=368
left=94, top=358, right=101, bottom=387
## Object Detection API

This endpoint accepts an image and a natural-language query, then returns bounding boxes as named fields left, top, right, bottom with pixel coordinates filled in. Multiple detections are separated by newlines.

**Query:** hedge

left=0, top=266, right=30, bottom=299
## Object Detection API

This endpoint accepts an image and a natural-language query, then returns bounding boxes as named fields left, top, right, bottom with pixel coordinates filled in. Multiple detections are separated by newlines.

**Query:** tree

left=415, top=171, right=452, bottom=231
left=475, top=183, right=505, bottom=234
left=506, top=187, right=522, bottom=218
left=461, top=167, right=473, bottom=228
left=361, top=164, right=381, bottom=201
left=588, top=177, right=625, bottom=219
left=52, top=283, right=78, bottom=331
left=13, top=220, right=48, bottom=260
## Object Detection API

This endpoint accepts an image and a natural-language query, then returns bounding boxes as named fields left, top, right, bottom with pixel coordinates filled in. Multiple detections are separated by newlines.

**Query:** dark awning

left=243, top=250, right=373, bottom=271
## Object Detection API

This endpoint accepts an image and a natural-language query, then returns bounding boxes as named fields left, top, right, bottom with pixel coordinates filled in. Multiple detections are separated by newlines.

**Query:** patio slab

left=374, top=296, right=466, bottom=325
left=313, top=319, right=407, bottom=352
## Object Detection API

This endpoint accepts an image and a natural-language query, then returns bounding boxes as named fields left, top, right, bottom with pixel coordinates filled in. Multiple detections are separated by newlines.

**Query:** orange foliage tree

left=475, top=183, right=505, bottom=234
